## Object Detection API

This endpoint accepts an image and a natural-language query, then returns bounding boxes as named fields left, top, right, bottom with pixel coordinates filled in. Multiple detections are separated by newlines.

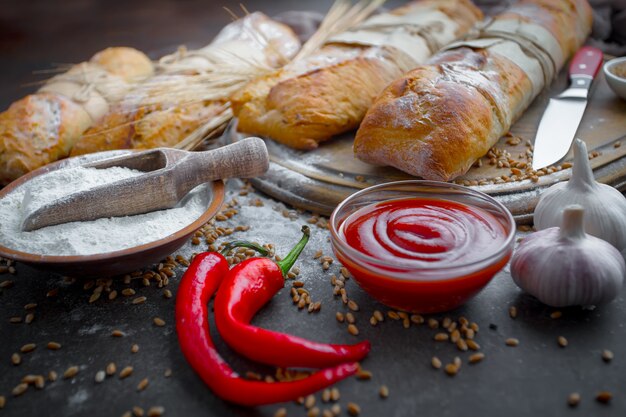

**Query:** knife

left=531, top=46, right=604, bottom=170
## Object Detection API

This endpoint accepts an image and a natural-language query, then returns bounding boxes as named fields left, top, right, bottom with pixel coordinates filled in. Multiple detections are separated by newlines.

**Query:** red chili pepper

left=214, top=226, right=371, bottom=368
left=175, top=251, right=359, bottom=407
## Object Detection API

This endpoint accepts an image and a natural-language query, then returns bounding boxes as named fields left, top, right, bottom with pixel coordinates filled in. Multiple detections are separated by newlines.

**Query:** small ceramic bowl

left=329, top=181, right=516, bottom=313
left=604, top=56, right=626, bottom=100
left=0, top=151, right=224, bottom=277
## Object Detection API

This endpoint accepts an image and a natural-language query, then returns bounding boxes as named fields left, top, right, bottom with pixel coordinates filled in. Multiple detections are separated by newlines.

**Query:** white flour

left=0, top=166, right=209, bottom=256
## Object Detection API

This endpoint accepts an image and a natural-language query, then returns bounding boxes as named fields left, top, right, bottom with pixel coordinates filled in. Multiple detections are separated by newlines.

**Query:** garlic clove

left=512, top=205, right=625, bottom=307
left=534, top=139, right=626, bottom=256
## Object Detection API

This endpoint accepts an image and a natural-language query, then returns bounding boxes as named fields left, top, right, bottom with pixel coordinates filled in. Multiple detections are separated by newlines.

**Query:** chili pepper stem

left=277, top=226, right=311, bottom=277
left=220, top=241, right=270, bottom=257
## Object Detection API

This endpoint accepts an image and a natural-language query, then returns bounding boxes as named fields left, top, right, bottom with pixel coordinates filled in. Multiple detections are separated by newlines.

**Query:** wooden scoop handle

left=178, top=137, right=269, bottom=195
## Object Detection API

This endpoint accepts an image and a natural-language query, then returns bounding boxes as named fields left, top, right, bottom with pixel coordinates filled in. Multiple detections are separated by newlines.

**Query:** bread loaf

left=354, top=0, right=593, bottom=181
left=231, top=0, right=483, bottom=150
left=0, top=47, right=153, bottom=185
left=70, top=12, right=300, bottom=156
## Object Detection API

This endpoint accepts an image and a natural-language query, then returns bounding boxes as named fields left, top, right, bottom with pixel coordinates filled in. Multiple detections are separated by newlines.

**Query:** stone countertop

left=0, top=179, right=624, bottom=417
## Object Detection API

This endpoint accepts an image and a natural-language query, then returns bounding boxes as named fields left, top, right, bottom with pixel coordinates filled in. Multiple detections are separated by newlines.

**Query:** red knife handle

left=569, top=46, right=603, bottom=79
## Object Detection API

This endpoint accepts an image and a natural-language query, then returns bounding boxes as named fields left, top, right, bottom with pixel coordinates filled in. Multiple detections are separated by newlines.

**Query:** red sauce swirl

left=339, top=198, right=508, bottom=269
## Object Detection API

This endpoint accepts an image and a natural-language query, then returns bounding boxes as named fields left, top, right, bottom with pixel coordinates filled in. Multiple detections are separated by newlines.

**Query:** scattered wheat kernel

left=357, top=370, right=372, bottom=380
left=0, top=395, right=5, bottom=408
left=106, top=362, right=117, bottom=376
left=164, top=369, right=172, bottom=378
left=450, top=329, right=461, bottom=343
left=153, top=317, right=166, bottom=327
left=331, top=404, right=341, bottom=415
left=131, top=344, right=140, bottom=354
left=63, top=366, right=79, bottom=379
left=346, top=312, right=356, bottom=324
left=335, top=312, right=345, bottom=323
left=442, top=317, right=452, bottom=328
left=369, top=317, right=378, bottom=326
left=410, top=314, right=424, bottom=324
left=509, top=306, right=518, bottom=318
left=557, top=336, right=568, bottom=347
left=596, top=392, right=612, bottom=404
left=48, top=371, right=58, bottom=382
left=119, top=366, right=133, bottom=379
left=601, top=349, right=613, bottom=362
left=89, top=292, right=101, bottom=303
left=132, top=296, right=147, bottom=305
left=112, top=330, right=125, bottom=337
left=454, top=357, right=462, bottom=368
left=568, top=393, right=581, bottom=407
left=379, top=385, right=389, bottom=399
left=132, top=406, right=145, bottom=417
left=307, top=407, right=320, bottom=417
left=387, top=311, right=400, bottom=320
left=348, top=300, right=359, bottom=312
left=347, top=402, right=360, bottom=416
left=20, top=343, right=36, bottom=353
left=11, top=352, right=21, bottom=365
left=34, top=375, right=45, bottom=389
left=444, top=364, right=458, bottom=376
left=47, top=342, right=62, bottom=350
left=330, top=388, right=340, bottom=402
left=109, top=290, right=118, bottom=300
left=431, top=357, right=442, bottom=369
left=372, top=310, right=384, bottom=322
left=322, top=410, right=333, bottom=417
left=12, top=383, right=28, bottom=397
left=550, top=311, right=562, bottom=319
left=456, top=339, right=469, bottom=351
left=469, top=353, right=485, bottom=364
left=434, top=333, right=449, bottom=342
left=122, top=288, right=136, bottom=296
left=9, top=316, right=22, bottom=324
left=505, top=338, right=519, bottom=347
left=466, top=340, right=481, bottom=351
left=137, top=378, right=149, bottom=392
left=347, top=324, right=359, bottom=336
left=147, top=407, right=165, bottom=417
left=274, top=408, right=287, bottom=417
left=95, top=370, right=106, bottom=383
left=305, top=394, right=316, bottom=409
left=428, top=318, right=439, bottom=329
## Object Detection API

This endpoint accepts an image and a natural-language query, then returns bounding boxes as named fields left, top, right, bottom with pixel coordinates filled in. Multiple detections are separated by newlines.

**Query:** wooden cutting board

left=226, top=64, right=626, bottom=223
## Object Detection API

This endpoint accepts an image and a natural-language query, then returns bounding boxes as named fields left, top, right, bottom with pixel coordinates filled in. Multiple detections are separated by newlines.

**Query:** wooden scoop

left=21, top=137, right=269, bottom=231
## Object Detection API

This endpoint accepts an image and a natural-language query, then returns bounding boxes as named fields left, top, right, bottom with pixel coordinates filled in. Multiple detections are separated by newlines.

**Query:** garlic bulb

left=512, top=205, right=625, bottom=307
left=534, top=138, right=626, bottom=256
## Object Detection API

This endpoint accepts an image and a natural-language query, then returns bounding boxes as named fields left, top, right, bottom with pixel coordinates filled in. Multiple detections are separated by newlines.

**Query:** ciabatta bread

left=231, top=0, right=483, bottom=150
left=354, top=0, right=593, bottom=181
left=0, top=47, right=153, bottom=185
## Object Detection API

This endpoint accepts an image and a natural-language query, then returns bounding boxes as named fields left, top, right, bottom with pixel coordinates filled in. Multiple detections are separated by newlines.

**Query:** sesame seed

left=20, top=343, right=36, bottom=353
left=568, top=393, right=580, bottom=407
left=379, top=385, right=389, bottom=399
left=119, top=366, right=133, bottom=379
left=557, top=336, right=568, bottom=347
left=602, top=349, right=613, bottom=362
left=505, top=338, right=519, bottom=347
left=596, top=391, right=612, bottom=404
left=137, top=378, right=149, bottom=392
left=63, top=366, right=79, bottom=379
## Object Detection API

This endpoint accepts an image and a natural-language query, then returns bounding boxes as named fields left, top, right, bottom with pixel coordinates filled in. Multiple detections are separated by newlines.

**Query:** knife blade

left=532, top=46, right=604, bottom=170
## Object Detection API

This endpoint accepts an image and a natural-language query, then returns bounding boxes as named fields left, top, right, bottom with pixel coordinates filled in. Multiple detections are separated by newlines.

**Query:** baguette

left=354, top=0, right=593, bottom=181
left=231, top=0, right=483, bottom=150
left=0, top=47, right=153, bottom=185
left=70, top=12, right=300, bottom=156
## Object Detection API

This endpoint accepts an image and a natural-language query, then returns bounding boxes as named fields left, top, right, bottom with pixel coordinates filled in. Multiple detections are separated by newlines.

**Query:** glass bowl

left=329, top=180, right=516, bottom=313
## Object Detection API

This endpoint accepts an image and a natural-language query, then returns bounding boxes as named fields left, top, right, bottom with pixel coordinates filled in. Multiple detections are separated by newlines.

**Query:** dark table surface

left=1, top=1, right=625, bottom=416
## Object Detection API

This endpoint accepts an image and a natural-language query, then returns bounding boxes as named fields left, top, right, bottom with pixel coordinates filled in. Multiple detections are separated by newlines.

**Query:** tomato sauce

left=340, top=197, right=508, bottom=270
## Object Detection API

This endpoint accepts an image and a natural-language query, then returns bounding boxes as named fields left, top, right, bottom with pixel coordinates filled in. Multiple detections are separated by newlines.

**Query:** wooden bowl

left=0, top=151, right=225, bottom=277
